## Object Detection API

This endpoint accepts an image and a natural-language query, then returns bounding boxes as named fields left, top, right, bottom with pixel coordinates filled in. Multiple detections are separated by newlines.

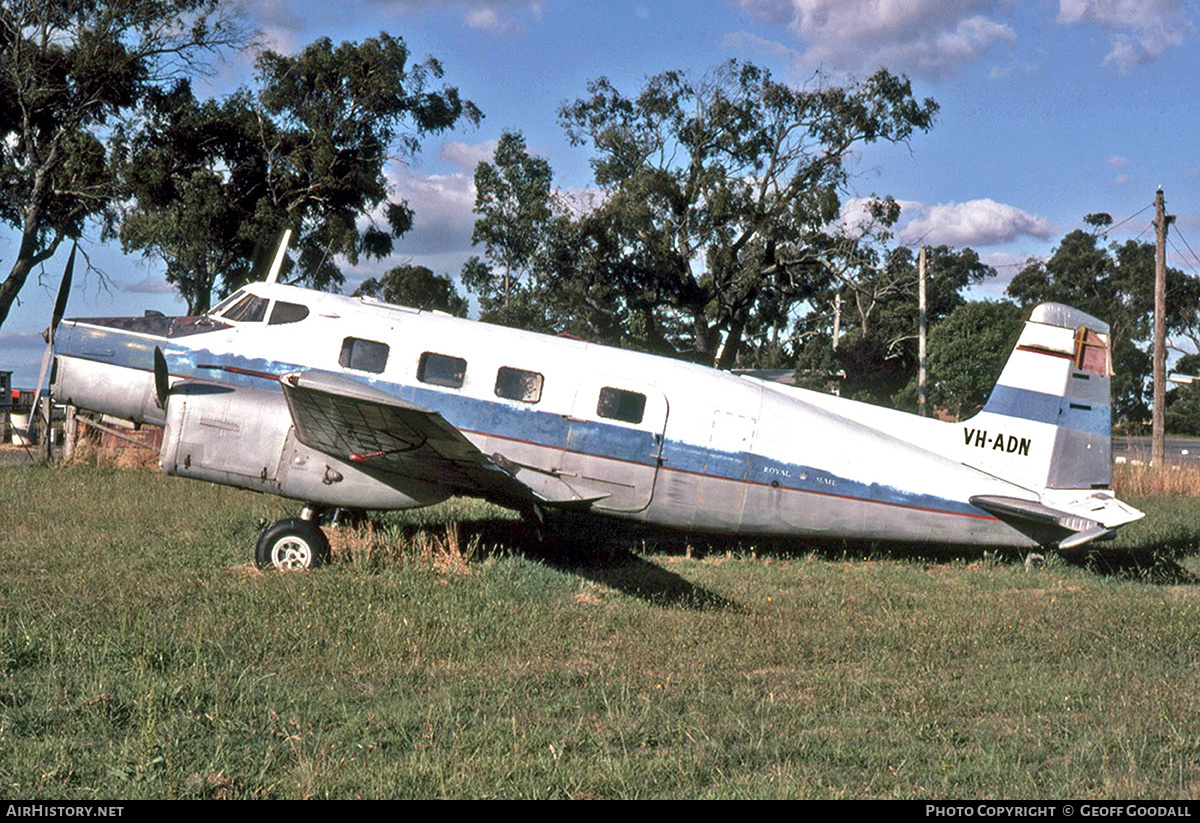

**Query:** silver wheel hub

left=272, top=536, right=313, bottom=570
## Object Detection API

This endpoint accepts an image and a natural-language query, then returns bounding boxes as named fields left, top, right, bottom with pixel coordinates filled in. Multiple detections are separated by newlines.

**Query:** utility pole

left=918, top=245, right=927, bottom=417
left=1152, top=187, right=1171, bottom=467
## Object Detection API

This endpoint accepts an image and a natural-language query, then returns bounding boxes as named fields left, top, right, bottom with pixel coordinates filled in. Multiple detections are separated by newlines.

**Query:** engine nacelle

left=160, top=382, right=448, bottom=510
left=52, top=355, right=165, bottom=427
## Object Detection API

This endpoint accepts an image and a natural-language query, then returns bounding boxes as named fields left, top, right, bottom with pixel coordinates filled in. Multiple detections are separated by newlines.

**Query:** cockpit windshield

left=208, top=290, right=310, bottom=326
left=223, top=294, right=270, bottom=323
left=208, top=290, right=246, bottom=317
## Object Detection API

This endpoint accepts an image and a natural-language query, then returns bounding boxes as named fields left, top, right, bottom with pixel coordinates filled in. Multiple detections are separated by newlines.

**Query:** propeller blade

left=29, top=243, right=76, bottom=456
left=154, top=346, right=170, bottom=409
left=50, top=243, right=76, bottom=334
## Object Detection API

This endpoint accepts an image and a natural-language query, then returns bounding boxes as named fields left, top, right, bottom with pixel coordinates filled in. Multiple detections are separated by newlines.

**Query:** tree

left=118, top=33, right=481, bottom=313
left=0, top=0, right=245, bottom=328
left=920, top=300, right=1025, bottom=419
left=467, top=130, right=554, bottom=312
left=115, top=82, right=264, bottom=313
left=1165, top=353, right=1200, bottom=435
left=548, top=61, right=938, bottom=368
left=793, top=235, right=994, bottom=407
left=1006, top=228, right=1200, bottom=425
left=354, top=264, right=467, bottom=317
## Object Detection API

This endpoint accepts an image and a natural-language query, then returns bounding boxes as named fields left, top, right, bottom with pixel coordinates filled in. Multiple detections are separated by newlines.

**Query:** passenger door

left=559, top=378, right=669, bottom=513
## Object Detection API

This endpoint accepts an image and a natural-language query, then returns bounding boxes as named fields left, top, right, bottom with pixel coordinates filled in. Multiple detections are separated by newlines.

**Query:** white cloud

left=899, top=199, right=1055, bottom=247
left=729, top=0, right=1017, bottom=79
left=386, top=159, right=478, bottom=256
left=1107, top=155, right=1129, bottom=167
left=836, top=196, right=921, bottom=235
left=341, top=155, right=481, bottom=289
left=1111, top=173, right=1133, bottom=185
left=364, top=0, right=542, bottom=35
left=124, top=276, right=177, bottom=295
left=1058, top=0, right=1192, bottom=72
left=439, top=140, right=500, bottom=174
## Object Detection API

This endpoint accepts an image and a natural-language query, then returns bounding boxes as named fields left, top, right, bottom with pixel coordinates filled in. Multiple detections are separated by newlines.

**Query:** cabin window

left=223, top=293, right=269, bottom=323
left=495, top=367, right=543, bottom=403
left=597, top=387, right=646, bottom=424
left=339, top=337, right=389, bottom=374
left=418, top=352, right=467, bottom=388
left=269, top=300, right=309, bottom=325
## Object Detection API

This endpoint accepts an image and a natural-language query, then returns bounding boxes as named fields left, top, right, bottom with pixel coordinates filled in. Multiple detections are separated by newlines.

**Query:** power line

left=1106, top=202, right=1154, bottom=235
left=1169, top=225, right=1200, bottom=275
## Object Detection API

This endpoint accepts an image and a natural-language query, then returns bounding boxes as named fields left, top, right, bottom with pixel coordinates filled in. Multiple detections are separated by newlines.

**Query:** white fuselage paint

left=53, top=283, right=1112, bottom=550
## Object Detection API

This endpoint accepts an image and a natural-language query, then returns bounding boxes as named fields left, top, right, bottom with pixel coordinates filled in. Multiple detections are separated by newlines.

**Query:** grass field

left=3, top=463, right=1200, bottom=799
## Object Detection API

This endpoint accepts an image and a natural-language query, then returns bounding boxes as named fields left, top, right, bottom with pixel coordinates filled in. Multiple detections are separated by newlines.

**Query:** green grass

left=3, top=465, right=1200, bottom=798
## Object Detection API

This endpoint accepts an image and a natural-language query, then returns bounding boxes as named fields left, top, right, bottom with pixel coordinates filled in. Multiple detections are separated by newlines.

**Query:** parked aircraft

left=48, top=248, right=1142, bottom=570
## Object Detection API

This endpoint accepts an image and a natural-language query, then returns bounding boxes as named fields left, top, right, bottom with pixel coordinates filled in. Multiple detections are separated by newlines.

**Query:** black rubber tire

left=255, top=518, right=330, bottom=571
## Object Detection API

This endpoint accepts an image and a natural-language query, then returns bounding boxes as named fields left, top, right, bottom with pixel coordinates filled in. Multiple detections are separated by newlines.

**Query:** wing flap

left=279, top=371, right=535, bottom=507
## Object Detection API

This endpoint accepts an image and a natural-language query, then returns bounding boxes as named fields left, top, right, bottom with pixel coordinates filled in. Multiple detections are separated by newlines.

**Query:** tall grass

left=3, top=464, right=1200, bottom=798
left=1114, top=462, right=1200, bottom=497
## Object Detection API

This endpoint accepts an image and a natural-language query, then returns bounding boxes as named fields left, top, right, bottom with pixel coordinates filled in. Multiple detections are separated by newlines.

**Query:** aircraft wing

left=279, top=370, right=540, bottom=510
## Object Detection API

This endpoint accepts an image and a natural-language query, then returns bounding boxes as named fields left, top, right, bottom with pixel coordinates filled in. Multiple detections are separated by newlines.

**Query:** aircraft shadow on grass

left=348, top=508, right=1200, bottom=611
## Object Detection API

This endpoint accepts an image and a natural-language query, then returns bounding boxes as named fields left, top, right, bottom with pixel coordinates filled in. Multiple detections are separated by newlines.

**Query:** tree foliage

left=354, top=264, right=468, bottom=317
left=921, top=300, right=1025, bottom=419
left=118, top=32, right=481, bottom=313
left=462, top=61, right=937, bottom=367
left=1166, top=353, right=1200, bottom=436
left=1006, top=229, right=1200, bottom=425
left=794, top=236, right=994, bottom=407
left=467, top=130, right=554, bottom=315
left=0, top=0, right=245, bottom=327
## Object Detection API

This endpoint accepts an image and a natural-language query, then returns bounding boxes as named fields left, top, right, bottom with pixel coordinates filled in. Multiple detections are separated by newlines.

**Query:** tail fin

left=962, top=303, right=1142, bottom=540
left=962, top=303, right=1114, bottom=493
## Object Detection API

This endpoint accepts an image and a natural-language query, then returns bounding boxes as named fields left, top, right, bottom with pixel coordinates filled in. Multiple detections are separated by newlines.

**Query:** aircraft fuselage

left=50, top=283, right=1135, bottom=554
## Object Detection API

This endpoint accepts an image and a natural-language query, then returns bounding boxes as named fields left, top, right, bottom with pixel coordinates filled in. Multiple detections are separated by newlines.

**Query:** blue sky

left=4, top=0, right=1200, bottom=386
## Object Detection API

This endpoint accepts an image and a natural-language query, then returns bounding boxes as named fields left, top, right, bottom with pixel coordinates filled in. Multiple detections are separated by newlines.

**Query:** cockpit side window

left=268, top=301, right=309, bottom=325
left=223, top=294, right=269, bottom=323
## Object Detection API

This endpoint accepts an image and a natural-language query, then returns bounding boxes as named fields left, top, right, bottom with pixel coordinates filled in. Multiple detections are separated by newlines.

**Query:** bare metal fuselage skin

left=50, top=284, right=1141, bottom=552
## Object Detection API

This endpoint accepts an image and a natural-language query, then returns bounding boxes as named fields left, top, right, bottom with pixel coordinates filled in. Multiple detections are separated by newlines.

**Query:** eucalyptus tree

left=354, top=263, right=468, bottom=317
left=118, top=33, right=481, bottom=313
left=1007, top=228, right=1200, bottom=425
left=550, top=61, right=938, bottom=367
left=0, top=0, right=245, bottom=327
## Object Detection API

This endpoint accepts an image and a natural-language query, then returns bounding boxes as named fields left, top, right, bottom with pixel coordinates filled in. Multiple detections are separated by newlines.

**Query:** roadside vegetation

left=2, top=462, right=1200, bottom=799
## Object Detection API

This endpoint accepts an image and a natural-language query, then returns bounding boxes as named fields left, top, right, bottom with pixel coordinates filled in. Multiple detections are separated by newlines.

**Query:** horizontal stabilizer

left=970, top=494, right=1114, bottom=550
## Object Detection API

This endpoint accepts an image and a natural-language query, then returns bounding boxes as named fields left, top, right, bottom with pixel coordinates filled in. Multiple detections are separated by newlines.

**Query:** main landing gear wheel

left=256, top=518, right=330, bottom=571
